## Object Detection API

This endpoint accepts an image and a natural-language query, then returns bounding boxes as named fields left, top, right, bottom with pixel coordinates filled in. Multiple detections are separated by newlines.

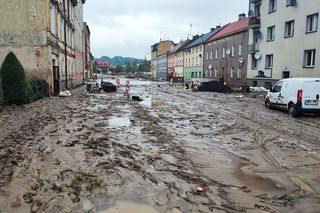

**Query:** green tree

left=126, top=62, right=133, bottom=73
left=132, top=63, right=138, bottom=73
left=115, top=65, right=124, bottom=73
left=0, top=52, right=28, bottom=105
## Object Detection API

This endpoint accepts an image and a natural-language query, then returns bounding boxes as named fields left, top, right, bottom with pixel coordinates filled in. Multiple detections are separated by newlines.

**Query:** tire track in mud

left=128, top=102, right=252, bottom=212
left=152, top=86, right=320, bottom=212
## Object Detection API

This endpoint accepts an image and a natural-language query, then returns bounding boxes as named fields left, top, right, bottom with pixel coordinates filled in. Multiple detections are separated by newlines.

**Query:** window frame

left=265, top=54, right=274, bottom=69
left=267, top=26, right=275, bottom=42
left=268, top=0, right=277, bottom=13
left=284, top=20, right=295, bottom=38
left=303, top=49, right=316, bottom=68
left=237, top=67, right=242, bottom=79
left=306, top=13, right=318, bottom=33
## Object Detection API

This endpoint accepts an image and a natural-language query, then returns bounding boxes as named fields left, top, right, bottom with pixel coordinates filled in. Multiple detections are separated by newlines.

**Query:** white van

left=265, top=78, right=320, bottom=117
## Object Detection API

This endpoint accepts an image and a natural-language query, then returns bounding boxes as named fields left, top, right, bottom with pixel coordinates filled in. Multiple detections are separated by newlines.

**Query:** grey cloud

left=84, top=0, right=248, bottom=58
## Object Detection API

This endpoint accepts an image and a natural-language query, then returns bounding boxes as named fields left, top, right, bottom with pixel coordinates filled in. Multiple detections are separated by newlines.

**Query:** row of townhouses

left=151, top=0, right=320, bottom=89
left=0, top=0, right=93, bottom=94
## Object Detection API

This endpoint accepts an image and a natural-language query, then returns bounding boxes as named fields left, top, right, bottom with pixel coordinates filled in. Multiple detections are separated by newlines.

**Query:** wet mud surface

left=0, top=79, right=320, bottom=213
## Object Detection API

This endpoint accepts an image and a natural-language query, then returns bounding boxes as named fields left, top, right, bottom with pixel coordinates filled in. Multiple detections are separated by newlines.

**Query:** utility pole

left=63, top=0, right=68, bottom=90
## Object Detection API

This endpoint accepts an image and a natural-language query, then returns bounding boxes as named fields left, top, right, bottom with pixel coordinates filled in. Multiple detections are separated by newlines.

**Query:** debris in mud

left=197, top=81, right=232, bottom=93
left=101, top=82, right=117, bottom=92
left=254, top=203, right=271, bottom=211
left=59, top=90, right=72, bottom=97
left=23, top=193, right=34, bottom=204
left=196, top=186, right=204, bottom=193
left=1, top=166, right=13, bottom=176
left=132, top=96, right=143, bottom=101
left=31, top=200, right=42, bottom=213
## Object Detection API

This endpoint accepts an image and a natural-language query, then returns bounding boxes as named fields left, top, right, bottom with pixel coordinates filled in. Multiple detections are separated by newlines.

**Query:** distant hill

left=98, top=56, right=144, bottom=65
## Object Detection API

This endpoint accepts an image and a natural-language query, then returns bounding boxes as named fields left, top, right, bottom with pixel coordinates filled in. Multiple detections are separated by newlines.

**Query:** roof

left=95, top=60, right=109, bottom=67
left=168, top=39, right=190, bottom=55
left=185, top=28, right=220, bottom=49
left=207, top=18, right=249, bottom=42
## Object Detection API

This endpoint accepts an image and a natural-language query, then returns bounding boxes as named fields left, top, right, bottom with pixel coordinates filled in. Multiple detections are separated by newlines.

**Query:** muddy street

left=0, top=79, right=320, bottom=213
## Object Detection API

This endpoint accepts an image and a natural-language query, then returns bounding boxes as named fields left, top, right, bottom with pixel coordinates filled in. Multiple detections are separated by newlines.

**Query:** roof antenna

left=189, top=24, right=193, bottom=38
left=160, top=31, right=162, bottom=41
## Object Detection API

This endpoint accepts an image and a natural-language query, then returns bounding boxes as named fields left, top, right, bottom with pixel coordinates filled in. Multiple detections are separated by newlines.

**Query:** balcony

left=247, top=43, right=259, bottom=54
left=249, top=17, right=261, bottom=29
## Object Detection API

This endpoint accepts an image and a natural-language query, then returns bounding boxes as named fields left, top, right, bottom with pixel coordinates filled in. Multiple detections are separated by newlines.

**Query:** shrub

left=26, top=77, right=49, bottom=103
left=0, top=78, right=3, bottom=111
left=0, top=52, right=28, bottom=105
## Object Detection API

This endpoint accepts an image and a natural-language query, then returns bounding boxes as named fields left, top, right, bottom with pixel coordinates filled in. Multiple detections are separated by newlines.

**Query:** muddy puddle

left=140, top=97, right=162, bottom=108
left=108, top=116, right=131, bottom=128
left=235, top=167, right=284, bottom=192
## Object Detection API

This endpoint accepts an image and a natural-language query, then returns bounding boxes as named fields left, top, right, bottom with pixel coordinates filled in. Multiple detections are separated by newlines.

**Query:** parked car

left=265, top=78, right=320, bottom=117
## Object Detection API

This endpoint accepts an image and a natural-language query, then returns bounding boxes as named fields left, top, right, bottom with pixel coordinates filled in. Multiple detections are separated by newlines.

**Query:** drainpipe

left=63, top=0, right=68, bottom=90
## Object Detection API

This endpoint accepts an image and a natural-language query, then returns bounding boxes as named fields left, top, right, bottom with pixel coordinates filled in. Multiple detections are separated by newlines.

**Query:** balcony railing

left=247, top=43, right=259, bottom=54
left=249, top=17, right=261, bottom=28
left=250, top=0, right=262, bottom=3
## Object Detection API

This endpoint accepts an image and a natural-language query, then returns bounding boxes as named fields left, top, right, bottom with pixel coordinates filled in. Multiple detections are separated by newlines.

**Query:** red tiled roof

left=95, top=60, right=109, bottom=67
left=207, top=18, right=249, bottom=42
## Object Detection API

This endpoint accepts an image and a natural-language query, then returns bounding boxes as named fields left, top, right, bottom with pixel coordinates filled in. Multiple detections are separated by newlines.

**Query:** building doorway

left=53, top=60, right=60, bottom=95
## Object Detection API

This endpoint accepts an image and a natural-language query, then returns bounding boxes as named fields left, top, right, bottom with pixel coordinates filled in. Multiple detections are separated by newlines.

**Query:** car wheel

left=288, top=103, right=299, bottom=117
left=265, top=99, right=272, bottom=109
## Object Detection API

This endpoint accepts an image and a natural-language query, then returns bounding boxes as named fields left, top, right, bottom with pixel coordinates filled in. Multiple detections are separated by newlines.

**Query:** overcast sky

left=84, top=0, right=248, bottom=59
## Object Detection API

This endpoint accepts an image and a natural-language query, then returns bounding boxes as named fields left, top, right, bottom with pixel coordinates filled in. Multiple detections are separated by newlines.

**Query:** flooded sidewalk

left=0, top=79, right=320, bottom=213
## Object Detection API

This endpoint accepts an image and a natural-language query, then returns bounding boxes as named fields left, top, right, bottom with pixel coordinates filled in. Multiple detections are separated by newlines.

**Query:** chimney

left=216, top=25, right=221, bottom=29
left=239, top=13, right=246, bottom=20
left=210, top=28, right=216, bottom=32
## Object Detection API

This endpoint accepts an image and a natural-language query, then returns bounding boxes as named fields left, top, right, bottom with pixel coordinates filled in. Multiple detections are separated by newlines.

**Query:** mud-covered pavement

left=1, top=79, right=320, bottom=213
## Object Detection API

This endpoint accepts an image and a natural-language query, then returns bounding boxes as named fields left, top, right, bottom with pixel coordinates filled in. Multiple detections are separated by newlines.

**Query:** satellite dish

left=208, top=64, right=213, bottom=70
left=226, top=49, right=231, bottom=55
left=255, top=52, right=261, bottom=60
left=239, top=58, right=244, bottom=64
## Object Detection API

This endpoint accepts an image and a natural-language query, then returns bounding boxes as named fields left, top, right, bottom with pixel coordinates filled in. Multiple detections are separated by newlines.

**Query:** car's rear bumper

left=297, top=103, right=320, bottom=114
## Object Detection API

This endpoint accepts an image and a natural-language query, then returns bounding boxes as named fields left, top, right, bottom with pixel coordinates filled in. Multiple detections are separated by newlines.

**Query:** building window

left=265, top=82, right=273, bottom=90
left=210, top=50, right=213, bottom=59
left=284, top=20, right=295, bottom=38
left=50, top=3, right=56, bottom=34
left=252, top=55, right=257, bottom=69
left=304, top=49, right=316, bottom=68
left=215, top=49, right=218, bottom=59
left=237, top=67, right=242, bottom=79
left=239, top=44, right=242, bottom=56
left=267, top=26, right=275, bottom=41
left=269, top=0, right=277, bottom=13
left=230, top=67, right=234, bottom=78
left=231, top=46, right=235, bottom=57
left=222, top=48, right=225, bottom=58
left=255, top=4, right=261, bottom=17
left=214, top=69, right=218, bottom=78
left=306, top=13, right=318, bottom=33
left=206, top=52, right=209, bottom=61
left=266, top=54, right=273, bottom=69
left=282, top=71, right=290, bottom=78
left=253, top=81, right=258, bottom=87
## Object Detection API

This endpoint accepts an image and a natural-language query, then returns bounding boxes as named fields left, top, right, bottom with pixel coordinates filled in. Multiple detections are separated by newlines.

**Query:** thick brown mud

left=0, top=79, right=320, bottom=213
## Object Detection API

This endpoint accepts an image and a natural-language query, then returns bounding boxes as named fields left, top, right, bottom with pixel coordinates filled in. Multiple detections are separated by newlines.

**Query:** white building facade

left=247, top=0, right=320, bottom=88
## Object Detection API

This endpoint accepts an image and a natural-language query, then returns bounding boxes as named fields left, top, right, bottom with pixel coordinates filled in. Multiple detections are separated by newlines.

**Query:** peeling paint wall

left=0, top=0, right=86, bottom=93
left=0, top=0, right=50, bottom=84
